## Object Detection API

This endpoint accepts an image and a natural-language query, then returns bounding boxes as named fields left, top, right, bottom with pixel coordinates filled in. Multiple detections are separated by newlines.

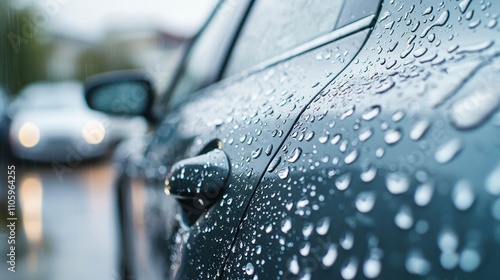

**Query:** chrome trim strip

left=247, top=14, right=376, bottom=74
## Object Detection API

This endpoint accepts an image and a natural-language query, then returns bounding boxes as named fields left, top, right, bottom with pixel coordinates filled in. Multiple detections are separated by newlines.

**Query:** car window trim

left=225, top=14, right=376, bottom=80
left=158, top=0, right=252, bottom=109
left=215, top=0, right=255, bottom=81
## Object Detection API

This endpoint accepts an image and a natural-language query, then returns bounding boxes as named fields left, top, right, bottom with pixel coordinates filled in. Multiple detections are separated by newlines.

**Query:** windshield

left=17, top=82, right=85, bottom=110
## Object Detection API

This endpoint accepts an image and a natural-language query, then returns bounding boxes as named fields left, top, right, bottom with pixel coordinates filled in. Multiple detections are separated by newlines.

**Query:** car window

left=223, top=0, right=345, bottom=77
left=164, top=0, right=249, bottom=109
left=336, top=0, right=381, bottom=28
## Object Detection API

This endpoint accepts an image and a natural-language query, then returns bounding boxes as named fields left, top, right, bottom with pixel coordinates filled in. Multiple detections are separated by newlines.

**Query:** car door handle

left=164, top=149, right=230, bottom=223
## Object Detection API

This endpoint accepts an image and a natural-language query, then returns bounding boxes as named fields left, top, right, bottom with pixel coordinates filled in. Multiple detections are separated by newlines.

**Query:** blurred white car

left=9, top=81, right=147, bottom=162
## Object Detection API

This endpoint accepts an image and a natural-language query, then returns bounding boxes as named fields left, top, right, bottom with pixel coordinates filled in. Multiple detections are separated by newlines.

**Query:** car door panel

left=224, top=0, right=500, bottom=279
left=125, top=27, right=374, bottom=279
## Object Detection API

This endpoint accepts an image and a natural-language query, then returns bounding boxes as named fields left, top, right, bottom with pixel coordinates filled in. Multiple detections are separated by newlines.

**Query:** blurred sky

left=20, top=0, right=218, bottom=41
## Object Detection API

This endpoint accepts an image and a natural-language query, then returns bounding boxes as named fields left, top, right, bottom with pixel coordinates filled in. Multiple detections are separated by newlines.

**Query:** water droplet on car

left=422, top=6, right=433, bottom=15
left=420, top=10, right=449, bottom=38
left=256, top=245, right=262, bottom=255
left=340, top=231, right=354, bottom=250
left=344, top=149, right=359, bottom=165
left=341, top=106, right=355, bottom=120
left=410, top=120, right=430, bottom=141
left=339, top=139, right=349, bottom=152
left=384, top=128, right=402, bottom=145
left=363, top=256, right=381, bottom=279
left=341, top=257, right=358, bottom=280
left=245, top=262, right=255, bottom=275
left=288, top=255, right=300, bottom=275
left=459, top=0, right=472, bottom=13
left=452, top=180, right=475, bottom=211
left=278, top=167, right=290, bottom=180
left=386, top=173, right=410, bottom=194
left=305, top=131, right=315, bottom=141
left=441, top=251, right=459, bottom=270
left=456, top=40, right=493, bottom=54
left=449, top=86, right=500, bottom=130
left=438, top=229, right=459, bottom=252
left=376, top=80, right=395, bottom=94
left=401, top=43, right=415, bottom=58
left=406, top=250, right=431, bottom=276
left=375, top=148, right=385, bottom=158
left=267, top=156, right=282, bottom=172
left=251, top=148, right=262, bottom=159
left=385, top=20, right=395, bottom=30
left=288, top=147, right=302, bottom=163
left=360, top=166, right=377, bottom=183
left=299, top=271, right=311, bottom=280
left=318, top=134, right=330, bottom=144
left=362, top=105, right=381, bottom=121
left=395, top=206, right=414, bottom=230
left=300, top=242, right=311, bottom=256
left=331, top=134, right=341, bottom=145
left=356, top=192, right=376, bottom=213
left=427, top=33, right=436, bottom=42
left=265, top=224, right=273, bottom=233
left=336, top=173, right=352, bottom=191
left=379, top=11, right=391, bottom=22
left=459, top=249, right=481, bottom=272
left=392, top=110, right=405, bottom=122
left=302, top=223, right=314, bottom=238
left=265, top=144, right=273, bottom=156
left=468, top=20, right=481, bottom=29
left=316, top=217, right=330, bottom=235
left=413, top=47, right=428, bottom=57
left=322, top=244, right=338, bottom=267
left=487, top=19, right=498, bottom=28
left=281, top=217, right=292, bottom=233
left=435, top=138, right=462, bottom=164
left=359, top=128, right=373, bottom=142
left=486, top=164, right=500, bottom=195
left=414, top=183, right=434, bottom=207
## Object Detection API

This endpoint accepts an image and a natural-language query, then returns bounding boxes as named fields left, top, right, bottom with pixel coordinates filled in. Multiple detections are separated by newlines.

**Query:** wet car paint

left=117, top=0, right=385, bottom=276
left=223, top=0, right=500, bottom=279
left=124, top=28, right=373, bottom=279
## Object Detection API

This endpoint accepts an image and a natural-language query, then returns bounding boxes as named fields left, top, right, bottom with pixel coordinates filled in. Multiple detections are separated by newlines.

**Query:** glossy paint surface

left=123, top=20, right=373, bottom=280
left=224, top=0, right=500, bottom=279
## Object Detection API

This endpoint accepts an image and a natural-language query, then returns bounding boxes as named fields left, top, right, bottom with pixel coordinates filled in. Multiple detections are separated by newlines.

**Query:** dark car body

left=87, top=0, right=500, bottom=279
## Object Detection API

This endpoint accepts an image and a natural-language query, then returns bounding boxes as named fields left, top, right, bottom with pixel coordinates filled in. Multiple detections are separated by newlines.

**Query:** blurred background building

left=0, top=0, right=217, bottom=95
left=0, top=0, right=217, bottom=279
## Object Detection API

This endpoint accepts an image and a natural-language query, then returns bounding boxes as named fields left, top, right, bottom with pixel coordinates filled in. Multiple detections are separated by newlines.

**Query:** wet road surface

left=1, top=158, right=118, bottom=280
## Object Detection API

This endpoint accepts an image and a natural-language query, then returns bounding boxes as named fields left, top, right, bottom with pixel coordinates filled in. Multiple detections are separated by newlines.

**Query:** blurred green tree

left=0, top=0, right=50, bottom=95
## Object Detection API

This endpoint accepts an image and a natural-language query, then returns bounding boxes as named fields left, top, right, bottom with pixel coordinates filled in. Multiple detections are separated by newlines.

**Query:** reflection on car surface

left=9, top=81, right=147, bottom=162
left=84, top=0, right=500, bottom=279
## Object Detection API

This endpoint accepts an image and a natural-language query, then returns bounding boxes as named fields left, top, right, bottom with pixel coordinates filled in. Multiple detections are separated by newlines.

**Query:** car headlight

left=82, top=120, right=106, bottom=144
left=18, top=122, right=40, bottom=148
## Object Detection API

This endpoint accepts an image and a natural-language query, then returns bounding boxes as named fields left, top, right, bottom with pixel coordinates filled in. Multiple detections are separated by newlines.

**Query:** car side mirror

left=84, top=71, right=155, bottom=120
